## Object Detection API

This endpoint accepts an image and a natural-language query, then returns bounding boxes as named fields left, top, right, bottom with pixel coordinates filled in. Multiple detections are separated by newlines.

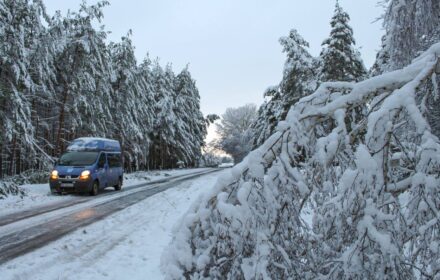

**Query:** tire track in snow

left=0, top=169, right=219, bottom=265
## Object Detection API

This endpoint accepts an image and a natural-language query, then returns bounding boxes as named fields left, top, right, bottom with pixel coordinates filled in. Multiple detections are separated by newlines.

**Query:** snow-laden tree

left=215, top=104, right=257, bottom=164
left=149, top=61, right=178, bottom=169
left=320, top=1, right=366, bottom=82
left=252, top=29, right=317, bottom=148
left=373, top=0, right=440, bottom=74
left=51, top=0, right=113, bottom=155
left=109, top=33, right=155, bottom=171
left=280, top=29, right=317, bottom=111
left=135, top=55, right=157, bottom=169
left=0, top=0, right=46, bottom=177
left=373, top=0, right=440, bottom=139
left=163, top=43, right=440, bottom=279
left=174, top=67, right=207, bottom=167
left=251, top=86, right=283, bottom=148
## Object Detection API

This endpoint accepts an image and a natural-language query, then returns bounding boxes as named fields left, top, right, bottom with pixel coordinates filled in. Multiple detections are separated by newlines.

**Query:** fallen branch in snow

left=163, top=43, right=440, bottom=279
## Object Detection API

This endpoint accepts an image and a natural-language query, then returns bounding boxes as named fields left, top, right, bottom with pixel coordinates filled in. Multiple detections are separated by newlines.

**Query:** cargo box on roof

left=66, top=137, right=121, bottom=152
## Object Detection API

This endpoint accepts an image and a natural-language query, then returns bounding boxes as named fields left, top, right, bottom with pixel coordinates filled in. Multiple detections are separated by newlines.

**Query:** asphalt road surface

left=0, top=168, right=220, bottom=265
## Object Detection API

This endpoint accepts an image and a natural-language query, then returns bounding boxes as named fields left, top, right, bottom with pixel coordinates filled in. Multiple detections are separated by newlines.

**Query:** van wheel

left=90, top=181, right=99, bottom=196
left=114, top=178, right=122, bottom=191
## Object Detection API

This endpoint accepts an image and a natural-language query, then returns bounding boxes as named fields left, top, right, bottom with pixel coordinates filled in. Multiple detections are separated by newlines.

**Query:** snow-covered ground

left=0, top=170, right=224, bottom=280
left=0, top=168, right=211, bottom=217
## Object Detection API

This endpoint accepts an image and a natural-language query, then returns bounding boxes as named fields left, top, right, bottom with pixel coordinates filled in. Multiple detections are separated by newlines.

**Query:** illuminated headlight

left=50, top=170, right=59, bottom=180
left=80, top=170, right=91, bottom=180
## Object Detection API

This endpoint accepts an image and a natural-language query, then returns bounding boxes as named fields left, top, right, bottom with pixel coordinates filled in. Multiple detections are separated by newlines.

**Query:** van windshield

left=58, top=152, right=99, bottom=166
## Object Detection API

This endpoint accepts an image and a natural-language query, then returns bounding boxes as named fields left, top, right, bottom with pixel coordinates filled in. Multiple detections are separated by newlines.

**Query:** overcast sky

left=44, top=0, right=384, bottom=116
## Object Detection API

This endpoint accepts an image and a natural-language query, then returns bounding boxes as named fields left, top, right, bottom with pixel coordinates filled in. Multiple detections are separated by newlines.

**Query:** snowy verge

left=0, top=170, right=225, bottom=280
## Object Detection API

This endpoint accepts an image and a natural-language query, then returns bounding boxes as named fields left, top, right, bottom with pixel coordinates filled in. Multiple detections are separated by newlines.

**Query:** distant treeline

left=0, top=0, right=208, bottom=178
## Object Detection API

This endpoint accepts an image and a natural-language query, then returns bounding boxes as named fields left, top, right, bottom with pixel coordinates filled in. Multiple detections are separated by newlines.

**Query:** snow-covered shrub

left=0, top=180, right=25, bottom=199
left=14, top=170, right=51, bottom=185
left=0, top=169, right=50, bottom=199
left=162, top=43, right=440, bottom=279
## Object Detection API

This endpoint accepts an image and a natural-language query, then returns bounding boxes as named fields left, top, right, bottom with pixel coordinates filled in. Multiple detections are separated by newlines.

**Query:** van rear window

left=58, top=152, right=99, bottom=166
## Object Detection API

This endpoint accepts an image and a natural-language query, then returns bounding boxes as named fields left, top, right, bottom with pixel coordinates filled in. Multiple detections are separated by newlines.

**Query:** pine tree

left=51, top=1, right=113, bottom=155
left=0, top=0, right=208, bottom=183
left=373, top=0, right=440, bottom=137
left=370, top=35, right=390, bottom=76
left=251, top=86, right=283, bottom=148
left=174, top=67, right=207, bottom=167
left=0, top=0, right=41, bottom=176
left=320, top=1, right=366, bottom=82
left=279, top=29, right=317, bottom=119
left=136, top=55, right=156, bottom=169
left=374, top=0, right=440, bottom=73
left=110, top=32, right=154, bottom=171
left=252, top=29, right=316, bottom=148
left=150, top=61, right=177, bottom=169
left=27, top=4, right=60, bottom=171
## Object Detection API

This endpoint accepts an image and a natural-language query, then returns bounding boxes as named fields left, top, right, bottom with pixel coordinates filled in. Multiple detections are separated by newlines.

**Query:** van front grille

left=59, top=175, right=79, bottom=179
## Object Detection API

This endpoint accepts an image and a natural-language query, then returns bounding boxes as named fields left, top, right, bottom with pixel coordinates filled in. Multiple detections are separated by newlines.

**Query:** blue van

left=49, top=138, right=124, bottom=196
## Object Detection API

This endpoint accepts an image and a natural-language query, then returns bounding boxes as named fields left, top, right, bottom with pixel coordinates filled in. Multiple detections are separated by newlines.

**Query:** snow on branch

left=162, top=43, right=440, bottom=279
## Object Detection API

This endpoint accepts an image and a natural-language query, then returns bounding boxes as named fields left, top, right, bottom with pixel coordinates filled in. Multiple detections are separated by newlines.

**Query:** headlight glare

left=80, top=170, right=91, bottom=180
left=50, top=170, right=59, bottom=180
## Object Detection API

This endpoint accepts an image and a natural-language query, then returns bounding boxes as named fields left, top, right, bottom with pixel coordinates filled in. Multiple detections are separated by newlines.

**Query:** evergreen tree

left=320, top=1, right=366, bottom=82
left=0, top=0, right=207, bottom=181
left=374, top=0, right=440, bottom=73
left=252, top=29, right=316, bottom=148
left=251, top=86, right=282, bottom=148
left=373, top=0, right=440, bottom=137
left=109, top=32, right=153, bottom=171
left=150, top=61, right=177, bottom=169
left=279, top=29, right=317, bottom=119
left=370, top=35, right=390, bottom=76
left=136, top=55, right=156, bottom=169
left=0, top=0, right=42, bottom=176
left=51, top=1, right=113, bottom=155
left=27, top=6, right=60, bottom=171
left=174, top=67, right=207, bottom=167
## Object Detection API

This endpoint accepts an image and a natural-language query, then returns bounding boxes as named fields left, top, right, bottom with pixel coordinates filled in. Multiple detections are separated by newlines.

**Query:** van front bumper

left=49, top=178, right=93, bottom=194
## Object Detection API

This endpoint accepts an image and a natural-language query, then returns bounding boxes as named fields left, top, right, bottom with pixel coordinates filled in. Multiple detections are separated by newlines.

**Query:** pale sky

left=44, top=0, right=384, bottom=118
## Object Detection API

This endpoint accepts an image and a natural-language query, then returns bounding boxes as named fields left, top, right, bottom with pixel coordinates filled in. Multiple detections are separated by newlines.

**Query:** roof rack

left=66, top=137, right=121, bottom=152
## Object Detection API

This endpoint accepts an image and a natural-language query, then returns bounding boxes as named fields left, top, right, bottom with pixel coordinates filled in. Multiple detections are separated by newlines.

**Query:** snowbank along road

left=0, top=168, right=220, bottom=265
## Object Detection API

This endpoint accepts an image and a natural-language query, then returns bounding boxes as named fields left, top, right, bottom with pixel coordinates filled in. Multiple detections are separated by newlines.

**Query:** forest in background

left=0, top=0, right=210, bottom=181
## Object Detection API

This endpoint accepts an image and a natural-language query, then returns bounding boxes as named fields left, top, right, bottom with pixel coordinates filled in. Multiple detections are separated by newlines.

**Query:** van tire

left=90, top=181, right=99, bottom=196
left=114, top=178, right=122, bottom=191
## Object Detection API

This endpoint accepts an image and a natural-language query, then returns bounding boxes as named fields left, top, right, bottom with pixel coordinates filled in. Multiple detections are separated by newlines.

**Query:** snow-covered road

left=0, top=169, right=225, bottom=279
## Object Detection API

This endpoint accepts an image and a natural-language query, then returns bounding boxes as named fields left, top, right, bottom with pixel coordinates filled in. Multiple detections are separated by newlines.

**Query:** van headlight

left=50, top=170, right=59, bottom=180
left=80, top=170, right=91, bottom=181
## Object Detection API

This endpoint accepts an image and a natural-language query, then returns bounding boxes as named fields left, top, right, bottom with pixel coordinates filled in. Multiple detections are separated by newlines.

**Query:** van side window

left=108, top=153, right=122, bottom=168
left=98, top=153, right=106, bottom=168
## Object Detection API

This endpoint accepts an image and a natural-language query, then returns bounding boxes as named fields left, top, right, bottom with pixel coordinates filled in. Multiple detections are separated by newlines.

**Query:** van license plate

left=61, top=183, right=74, bottom=188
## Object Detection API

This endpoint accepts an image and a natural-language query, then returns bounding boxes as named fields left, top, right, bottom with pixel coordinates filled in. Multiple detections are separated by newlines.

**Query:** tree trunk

left=56, top=86, right=68, bottom=156
left=9, top=134, right=16, bottom=176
